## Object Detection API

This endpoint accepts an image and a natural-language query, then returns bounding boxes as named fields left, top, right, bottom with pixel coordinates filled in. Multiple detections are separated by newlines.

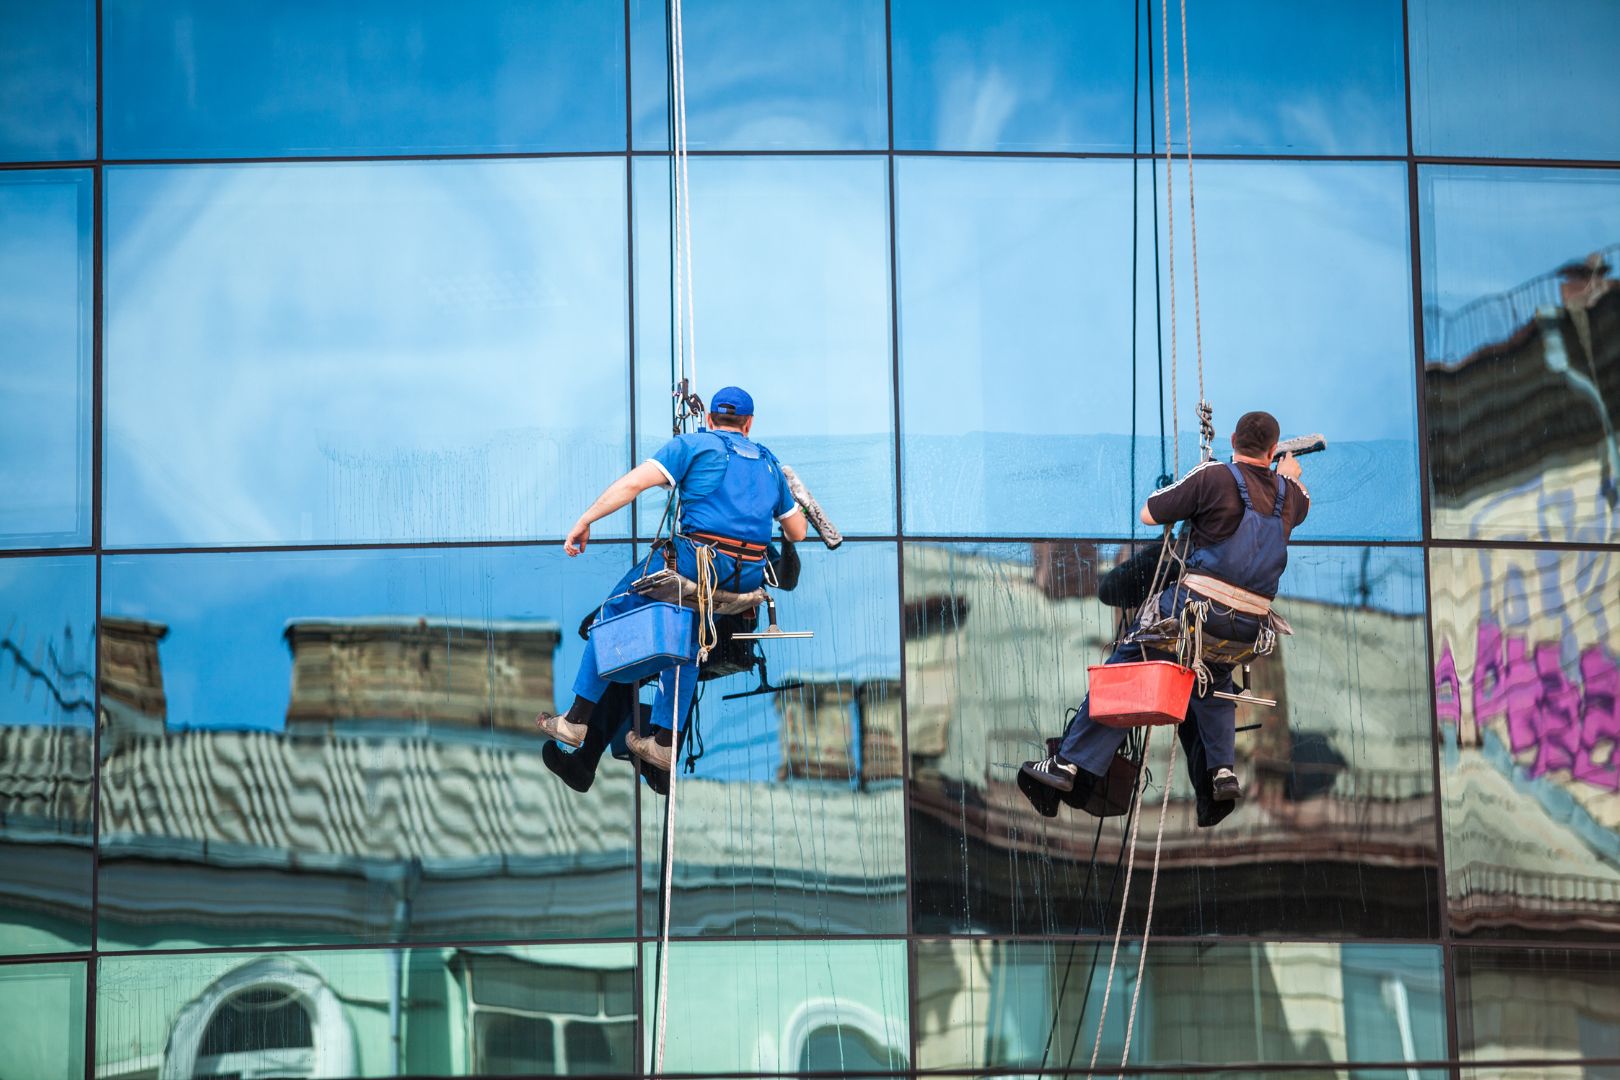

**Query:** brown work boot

left=534, top=711, right=588, bottom=748
left=626, top=728, right=674, bottom=771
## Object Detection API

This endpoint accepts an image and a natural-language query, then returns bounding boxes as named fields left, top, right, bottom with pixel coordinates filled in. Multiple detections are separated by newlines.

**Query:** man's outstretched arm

left=565, top=461, right=670, bottom=556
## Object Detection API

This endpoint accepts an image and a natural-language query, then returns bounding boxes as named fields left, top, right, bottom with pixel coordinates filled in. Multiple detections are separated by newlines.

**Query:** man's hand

left=1275, top=451, right=1302, bottom=481
left=564, top=520, right=590, bottom=557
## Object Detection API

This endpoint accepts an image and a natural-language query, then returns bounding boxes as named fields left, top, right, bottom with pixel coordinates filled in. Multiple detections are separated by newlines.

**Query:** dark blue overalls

left=573, top=430, right=786, bottom=732
left=1059, top=464, right=1290, bottom=776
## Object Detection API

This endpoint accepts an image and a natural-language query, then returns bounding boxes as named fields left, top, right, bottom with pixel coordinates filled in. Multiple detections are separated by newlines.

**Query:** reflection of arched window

left=161, top=957, right=354, bottom=1080
left=782, top=1000, right=905, bottom=1079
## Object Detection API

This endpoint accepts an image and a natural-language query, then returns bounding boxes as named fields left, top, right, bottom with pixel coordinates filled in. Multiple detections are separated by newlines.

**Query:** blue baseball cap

left=710, top=386, right=754, bottom=417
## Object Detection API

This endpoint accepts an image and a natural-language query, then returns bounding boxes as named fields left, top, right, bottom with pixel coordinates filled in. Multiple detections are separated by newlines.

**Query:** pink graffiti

left=1454, top=621, right=1620, bottom=792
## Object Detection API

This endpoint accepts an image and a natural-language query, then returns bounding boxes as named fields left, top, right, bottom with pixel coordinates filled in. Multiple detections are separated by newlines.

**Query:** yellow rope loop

left=691, top=542, right=720, bottom=663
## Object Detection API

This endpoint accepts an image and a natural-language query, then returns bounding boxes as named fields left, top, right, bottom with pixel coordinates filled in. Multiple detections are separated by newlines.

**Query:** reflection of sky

left=0, top=0, right=94, bottom=162
left=102, top=544, right=626, bottom=732
left=892, top=0, right=1403, bottom=154
left=104, top=160, right=631, bottom=547
left=1411, top=0, right=1620, bottom=160
left=0, top=556, right=96, bottom=728
left=630, top=0, right=886, bottom=150
left=104, top=0, right=624, bottom=157
left=0, top=171, right=91, bottom=546
left=898, top=158, right=1418, bottom=539
left=632, top=156, right=895, bottom=534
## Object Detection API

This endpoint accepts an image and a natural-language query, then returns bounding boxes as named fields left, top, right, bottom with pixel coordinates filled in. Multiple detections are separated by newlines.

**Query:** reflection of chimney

left=1033, top=541, right=1100, bottom=601
left=98, top=617, right=169, bottom=727
left=775, top=679, right=902, bottom=783
left=284, top=617, right=561, bottom=733
left=1558, top=252, right=1613, bottom=312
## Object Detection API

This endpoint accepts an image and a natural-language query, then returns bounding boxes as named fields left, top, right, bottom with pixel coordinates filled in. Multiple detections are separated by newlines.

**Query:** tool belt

left=1182, top=573, right=1272, bottom=616
left=684, top=531, right=768, bottom=563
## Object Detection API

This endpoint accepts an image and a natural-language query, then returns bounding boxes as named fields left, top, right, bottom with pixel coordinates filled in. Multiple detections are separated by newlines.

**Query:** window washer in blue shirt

left=1020, top=410, right=1309, bottom=808
left=535, top=386, right=808, bottom=774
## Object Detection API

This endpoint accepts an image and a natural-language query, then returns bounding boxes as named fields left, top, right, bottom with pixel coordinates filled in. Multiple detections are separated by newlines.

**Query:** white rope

left=1160, top=0, right=1178, bottom=473
left=653, top=662, right=681, bottom=1073
left=1178, top=0, right=1204, bottom=411
left=670, top=0, right=697, bottom=398
left=1085, top=725, right=1154, bottom=1076
left=1119, top=729, right=1179, bottom=1074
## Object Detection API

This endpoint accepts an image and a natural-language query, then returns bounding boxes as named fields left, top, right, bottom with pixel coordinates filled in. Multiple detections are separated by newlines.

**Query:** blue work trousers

left=1058, top=591, right=1258, bottom=776
left=572, top=538, right=764, bottom=733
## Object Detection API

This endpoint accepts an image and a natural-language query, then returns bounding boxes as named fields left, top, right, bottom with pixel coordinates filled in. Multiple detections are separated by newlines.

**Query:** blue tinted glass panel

left=96, top=545, right=635, bottom=950
left=897, top=158, right=1418, bottom=539
left=890, top=0, right=1134, bottom=152
left=1421, top=166, right=1620, bottom=543
left=104, top=0, right=624, bottom=158
left=104, top=159, right=629, bottom=548
left=1, top=961, right=87, bottom=1080
left=1150, top=0, right=1406, bottom=155
left=1457, top=947, right=1620, bottom=1069
left=0, top=0, right=94, bottom=162
left=915, top=940, right=1445, bottom=1073
left=1411, top=0, right=1620, bottom=160
left=638, top=544, right=904, bottom=936
left=908, top=542, right=1438, bottom=938
left=1431, top=546, right=1620, bottom=941
left=96, top=943, right=635, bottom=1078
left=632, top=156, right=893, bottom=535
left=0, top=556, right=94, bottom=956
left=0, top=169, right=92, bottom=549
left=644, top=939, right=908, bottom=1074
left=630, top=0, right=886, bottom=151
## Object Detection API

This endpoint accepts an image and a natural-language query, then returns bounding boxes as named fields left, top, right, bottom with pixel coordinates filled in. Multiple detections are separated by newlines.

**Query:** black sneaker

left=1020, top=754, right=1079, bottom=793
left=542, top=741, right=597, bottom=794
left=1211, top=767, right=1243, bottom=802
left=1016, top=770, right=1063, bottom=818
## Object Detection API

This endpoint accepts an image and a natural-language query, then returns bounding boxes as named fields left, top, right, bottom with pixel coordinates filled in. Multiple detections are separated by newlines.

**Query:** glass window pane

left=897, top=158, right=1418, bottom=539
left=0, top=961, right=87, bottom=1080
left=1431, top=545, right=1620, bottom=941
left=0, top=556, right=94, bottom=957
left=637, top=544, right=904, bottom=936
left=644, top=939, right=908, bottom=1075
left=0, top=169, right=92, bottom=549
left=0, top=0, right=94, bottom=162
left=1457, top=947, right=1620, bottom=1070
left=96, top=545, right=636, bottom=950
left=104, top=159, right=630, bottom=548
left=909, top=542, right=1439, bottom=937
left=889, top=0, right=1134, bottom=152
left=95, top=943, right=634, bottom=1078
left=1420, top=165, right=1620, bottom=543
left=1411, top=0, right=1620, bottom=160
left=630, top=0, right=886, bottom=151
left=633, top=156, right=894, bottom=535
left=1152, top=0, right=1407, bottom=156
left=104, top=0, right=624, bottom=158
left=915, top=939, right=1445, bottom=1073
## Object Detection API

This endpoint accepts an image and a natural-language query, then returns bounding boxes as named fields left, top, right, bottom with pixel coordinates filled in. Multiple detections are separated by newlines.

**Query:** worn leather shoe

left=542, top=740, right=597, bottom=793
left=1211, top=766, right=1243, bottom=802
left=535, top=711, right=588, bottom=748
left=627, top=729, right=674, bottom=772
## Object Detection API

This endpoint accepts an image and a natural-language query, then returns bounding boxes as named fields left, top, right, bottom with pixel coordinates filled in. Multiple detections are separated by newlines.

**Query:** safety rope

left=1120, top=730, right=1179, bottom=1071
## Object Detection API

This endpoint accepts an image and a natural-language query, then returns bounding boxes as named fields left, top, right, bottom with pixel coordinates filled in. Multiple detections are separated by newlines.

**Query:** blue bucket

left=590, top=602, right=696, bottom=684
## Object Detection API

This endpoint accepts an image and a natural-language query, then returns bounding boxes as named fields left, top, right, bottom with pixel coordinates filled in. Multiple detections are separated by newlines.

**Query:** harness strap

left=1182, top=573, right=1273, bottom=616
left=684, top=530, right=767, bottom=563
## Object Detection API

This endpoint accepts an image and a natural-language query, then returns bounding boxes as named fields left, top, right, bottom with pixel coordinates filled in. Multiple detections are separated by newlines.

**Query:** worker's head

left=1231, top=410, right=1280, bottom=460
left=707, top=386, right=754, bottom=434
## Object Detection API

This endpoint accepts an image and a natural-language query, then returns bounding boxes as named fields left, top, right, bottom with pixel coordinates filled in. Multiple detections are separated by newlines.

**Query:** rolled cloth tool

left=1272, top=433, right=1326, bottom=461
left=779, top=463, right=842, bottom=549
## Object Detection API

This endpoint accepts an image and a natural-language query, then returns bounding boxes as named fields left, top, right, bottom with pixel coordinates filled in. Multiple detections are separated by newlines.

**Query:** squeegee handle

left=1272, top=433, right=1327, bottom=461
left=779, top=464, right=843, bottom=550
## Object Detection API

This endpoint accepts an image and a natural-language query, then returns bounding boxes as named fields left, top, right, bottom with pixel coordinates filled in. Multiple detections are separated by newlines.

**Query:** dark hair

left=709, top=411, right=749, bottom=431
left=1232, top=411, right=1280, bottom=456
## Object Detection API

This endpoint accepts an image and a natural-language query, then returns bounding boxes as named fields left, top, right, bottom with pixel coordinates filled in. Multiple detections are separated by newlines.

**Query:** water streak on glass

left=96, top=545, right=636, bottom=950
left=908, top=542, right=1438, bottom=938
left=103, top=160, right=631, bottom=548
left=0, top=0, right=94, bottom=162
left=103, top=0, right=625, bottom=158
left=0, top=556, right=95, bottom=957
left=1431, top=545, right=1620, bottom=941
left=1420, top=165, right=1620, bottom=543
left=95, top=943, right=636, bottom=1078
left=0, top=169, right=93, bottom=549
left=630, top=0, right=887, bottom=151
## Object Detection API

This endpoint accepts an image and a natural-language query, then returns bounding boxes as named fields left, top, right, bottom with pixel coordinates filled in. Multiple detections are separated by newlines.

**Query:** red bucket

left=1087, top=660, right=1195, bottom=728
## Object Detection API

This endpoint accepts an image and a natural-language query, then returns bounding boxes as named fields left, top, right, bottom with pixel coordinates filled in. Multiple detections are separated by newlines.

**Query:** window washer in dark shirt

left=534, top=386, right=809, bottom=773
left=1021, top=410, right=1309, bottom=805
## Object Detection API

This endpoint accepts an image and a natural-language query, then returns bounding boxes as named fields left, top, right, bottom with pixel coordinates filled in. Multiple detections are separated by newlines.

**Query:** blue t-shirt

left=648, top=431, right=797, bottom=520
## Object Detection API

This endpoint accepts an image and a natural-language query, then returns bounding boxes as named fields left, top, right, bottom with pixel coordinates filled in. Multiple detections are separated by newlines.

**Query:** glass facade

left=2, top=1, right=1618, bottom=1078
